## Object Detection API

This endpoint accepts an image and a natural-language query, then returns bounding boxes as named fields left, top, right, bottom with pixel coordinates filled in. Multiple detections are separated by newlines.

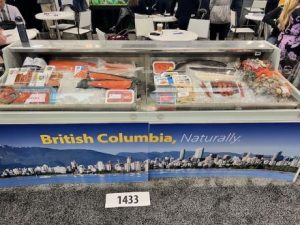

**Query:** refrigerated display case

left=1, top=40, right=300, bottom=124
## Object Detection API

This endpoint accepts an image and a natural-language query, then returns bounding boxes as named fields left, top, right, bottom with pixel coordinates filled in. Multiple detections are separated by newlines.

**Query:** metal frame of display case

left=1, top=40, right=300, bottom=124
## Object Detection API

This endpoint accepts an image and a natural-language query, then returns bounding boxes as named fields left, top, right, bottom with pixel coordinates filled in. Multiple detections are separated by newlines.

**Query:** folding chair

left=230, top=10, right=255, bottom=39
left=63, top=10, right=93, bottom=39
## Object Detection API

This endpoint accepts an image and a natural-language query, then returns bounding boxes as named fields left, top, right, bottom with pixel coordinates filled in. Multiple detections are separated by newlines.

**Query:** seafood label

left=43, top=66, right=55, bottom=77
left=29, top=72, right=48, bottom=87
left=25, top=93, right=47, bottom=104
left=109, top=94, right=122, bottom=99
left=105, top=192, right=151, bottom=208
left=5, top=68, right=19, bottom=85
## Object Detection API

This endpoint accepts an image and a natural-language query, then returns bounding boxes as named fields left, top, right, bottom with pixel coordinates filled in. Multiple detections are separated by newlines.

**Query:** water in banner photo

left=0, top=123, right=149, bottom=188
left=148, top=123, right=300, bottom=182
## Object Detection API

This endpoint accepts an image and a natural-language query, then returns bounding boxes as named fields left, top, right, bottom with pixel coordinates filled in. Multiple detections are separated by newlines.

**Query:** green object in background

left=90, top=0, right=128, bottom=5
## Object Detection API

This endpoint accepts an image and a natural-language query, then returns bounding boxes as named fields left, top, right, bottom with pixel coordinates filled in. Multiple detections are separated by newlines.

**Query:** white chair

left=134, top=13, right=149, bottom=19
left=244, top=0, right=267, bottom=13
left=230, top=10, right=255, bottom=39
left=188, top=19, right=210, bottom=39
left=49, top=6, right=76, bottom=32
left=63, top=10, right=92, bottom=39
left=96, top=28, right=106, bottom=40
left=134, top=17, right=154, bottom=39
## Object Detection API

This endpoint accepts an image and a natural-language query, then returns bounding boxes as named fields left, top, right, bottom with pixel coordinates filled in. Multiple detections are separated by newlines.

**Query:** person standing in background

left=230, top=0, right=243, bottom=27
left=128, top=0, right=156, bottom=15
left=72, top=0, right=88, bottom=12
left=37, top=0, right=56, bottom=31
left=170, top=0, right=199, bottom=30
left=265, top=0, right=279, bottom=13
left=157, top=0, right=172, bottom=15
left=0, top=0, right=25, bottom=23
left=277, top=0, right=300, bottom=80
left=262, top=5, right=283, bottom=44
left=209, top=0, right=231, bottom=40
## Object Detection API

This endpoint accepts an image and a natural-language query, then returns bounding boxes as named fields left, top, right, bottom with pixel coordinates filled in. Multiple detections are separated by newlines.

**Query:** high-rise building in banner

left=97, top=161, right=105, bottom=171
left=271, top=151, right=283, bottom=162
left=194, top=147, right=204, bottom=159
left=127, top=156, right=132, bottom=164
left=179, top=149, right=186, bottom=160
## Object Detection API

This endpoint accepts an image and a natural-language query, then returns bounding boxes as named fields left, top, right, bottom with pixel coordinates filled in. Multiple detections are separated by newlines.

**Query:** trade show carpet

left=0, top=177, right=299, bottom=225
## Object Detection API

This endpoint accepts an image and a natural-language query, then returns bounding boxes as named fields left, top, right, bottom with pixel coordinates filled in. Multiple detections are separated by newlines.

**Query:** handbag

left=107, top=29, right=129, bottom=40
left=210, top=0, right=231, bottom=24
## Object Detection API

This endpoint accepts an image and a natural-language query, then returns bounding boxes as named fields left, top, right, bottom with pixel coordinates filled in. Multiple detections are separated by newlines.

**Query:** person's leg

left=267, top=36, right=278, bottom=45
left=165, top=0, right=172, bottom=14
left=178, top=17, right=189, bottom=30
left=40, top=4, right=55, bottom=31
left=210, top=23, right=217, bottom=40
left=219, top=23, right=230, bottom=40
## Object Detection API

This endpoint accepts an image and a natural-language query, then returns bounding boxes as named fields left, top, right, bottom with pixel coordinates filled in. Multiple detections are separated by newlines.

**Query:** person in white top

left=0, top=0, right=24, bottom=23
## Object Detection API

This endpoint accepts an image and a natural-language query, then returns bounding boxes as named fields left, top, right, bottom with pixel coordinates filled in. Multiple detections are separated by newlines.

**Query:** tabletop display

left=90, top=0, right=128, bottom=6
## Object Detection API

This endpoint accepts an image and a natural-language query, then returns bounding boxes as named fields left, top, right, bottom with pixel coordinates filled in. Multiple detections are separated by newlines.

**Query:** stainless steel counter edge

left=0, top=110, right=300, bottom=124
left=6, top=40, right=276, bottom=53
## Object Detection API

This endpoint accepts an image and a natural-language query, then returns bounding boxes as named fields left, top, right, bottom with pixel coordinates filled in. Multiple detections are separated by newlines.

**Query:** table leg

left=257, top=22, right=264, bottom=40
left=55, top=20, right=61, bottom=40
left=263, top=23, right=269, bottom=40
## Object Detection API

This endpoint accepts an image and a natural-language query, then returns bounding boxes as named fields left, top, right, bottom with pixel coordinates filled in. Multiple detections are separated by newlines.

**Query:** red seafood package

left=105, top=89, right=134, bottom=104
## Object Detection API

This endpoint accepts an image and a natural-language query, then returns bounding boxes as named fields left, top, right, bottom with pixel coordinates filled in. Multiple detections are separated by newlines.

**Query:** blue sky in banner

left=0, top=123, right=149, bottom=154
left=149, top=123, right=300, bottom=157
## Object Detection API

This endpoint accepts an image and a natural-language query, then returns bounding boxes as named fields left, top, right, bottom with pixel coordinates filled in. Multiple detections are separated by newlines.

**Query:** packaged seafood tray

left=53, top=71, right=138, bottom=111
left=3, top=66, right=62, bottom=88
left=149, top=59, right=300, bottom=110
left=152, top=61, right=176, bottom=75
left=0, top=86, right=56, bottom=109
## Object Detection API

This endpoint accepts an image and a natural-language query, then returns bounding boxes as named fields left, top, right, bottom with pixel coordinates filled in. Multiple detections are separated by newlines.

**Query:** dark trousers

left=210, top=23, right=230, bottom=40
left=157, top=0, right=172, bottom=14
left=177, top=16, right=190, bottom=30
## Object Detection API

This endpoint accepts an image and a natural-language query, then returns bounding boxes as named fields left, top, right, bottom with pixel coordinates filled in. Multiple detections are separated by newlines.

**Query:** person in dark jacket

left=128, top=0, right=156, bottom=15
left=157, top=0, right=172, bottom=14
left=170, top=0, right=199, bottom=30
left=72, top=0, right=88, bottom=12
left=262, top=5, right=283, bottom=44
left=230, top=0, right=243, bottom=27
left=265, top=0, right=279, bottom=13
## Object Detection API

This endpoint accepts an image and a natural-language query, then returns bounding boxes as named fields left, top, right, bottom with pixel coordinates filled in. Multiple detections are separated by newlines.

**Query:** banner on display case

left=0, top=122, right=299, bottom=188
left=0, top=123, right=149, bottom=188
left=148, top=123, right=300, bottom=182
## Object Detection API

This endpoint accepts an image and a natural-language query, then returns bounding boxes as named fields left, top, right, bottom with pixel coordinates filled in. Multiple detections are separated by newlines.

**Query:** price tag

left=105, top=192, right=150, bottom=208
left=25, top=93, right=46, bottom=104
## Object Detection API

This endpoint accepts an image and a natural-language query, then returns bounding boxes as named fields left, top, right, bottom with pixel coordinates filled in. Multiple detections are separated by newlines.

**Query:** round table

left=245, top=13, right=268, bottom=40
left=148, top=29, right=198, bottom=41
left=35, top=11, right=74, bottom=39
left=3, top=28, right=39, bottom=44
left=150, top=15, right=177, bottom=23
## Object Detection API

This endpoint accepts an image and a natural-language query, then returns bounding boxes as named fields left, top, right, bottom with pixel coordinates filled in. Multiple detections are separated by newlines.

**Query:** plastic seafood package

left=186, top=66, right=240, bottom=81
left=152, top=61, right=176, bottom=75
left=248, top=73, right=292, bottom=99
left=241, top=59, right=292, bottom=99
left=241, top=59, right=271, bottom=72
left=152, top=59, right=228, bottom=74
left=4, top=66, right=64, bottom=88
left=0, top=86, right=55, bottom=105
left=152, top=72, right=196, bottom=105
left=22, top=57, right=47, bottom=70
left=56, top=73, right=106, bottom=104
left=48, top=59, right=97, bottom=73
left=196, top=80, right=246, bottom=101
